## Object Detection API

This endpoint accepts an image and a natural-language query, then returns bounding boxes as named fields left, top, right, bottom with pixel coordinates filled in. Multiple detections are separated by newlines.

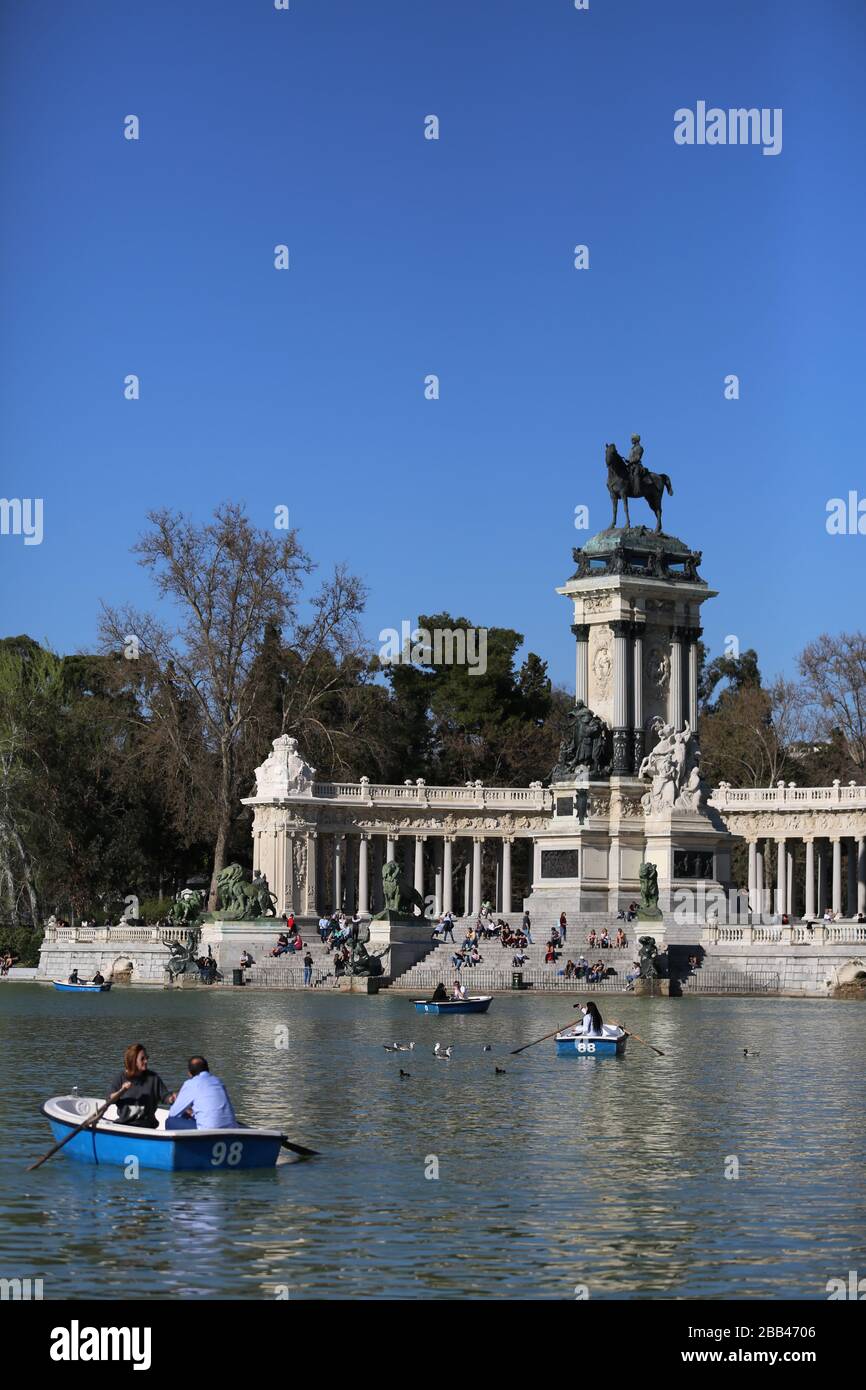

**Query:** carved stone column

left=755, top=842, right=764, bottom=918
left=472, top=838, right=483, bottom=916
left=610, top=619, right=631, bottom=774
left=442, top=836, right=454, bottom=915
left=386, top=836, right=396, bottom=864
left=344, top=835, right=355, bottom=913
left=669, top=628, right=684, bottom=731
left=847, top=836, right=857, bottom=917
left=433, top=839, right=443, bottom=917
left=816, top=840, right=827, bottom=916
left=306, top=832, right=318, bottom=917
left=776, top=838, right=787, bottom=916
left=631, top=623, right=645, bottom=771
left=358, top=833, right=370, bottom=916
left=572, top=623, right=589, bottom=706
left=502, top=838, right=513, bottom=916
left=858, top=836, right=866, bottom=916
left=686, top=625, right=701, bottom=730
left=414, top=835, right=426, bottom=914
left=748, top=840, right=757, bottom=915
left=832, top=838, right=842, bottom=916
left=804, top=838, right=815, bottom=919
left=333, top=835, right=344, bottom=912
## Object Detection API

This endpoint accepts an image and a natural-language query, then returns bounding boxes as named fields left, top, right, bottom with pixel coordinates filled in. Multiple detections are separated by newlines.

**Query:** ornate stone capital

left=571, top=623, right=590, bottom=641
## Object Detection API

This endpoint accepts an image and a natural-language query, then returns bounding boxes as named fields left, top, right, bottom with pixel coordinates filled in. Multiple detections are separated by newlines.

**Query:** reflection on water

left=1, top=985, right=864, bottom=1299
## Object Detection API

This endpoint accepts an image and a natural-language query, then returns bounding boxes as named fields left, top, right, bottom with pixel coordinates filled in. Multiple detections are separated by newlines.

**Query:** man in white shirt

left=165, top=1057, right=238, bottom=1130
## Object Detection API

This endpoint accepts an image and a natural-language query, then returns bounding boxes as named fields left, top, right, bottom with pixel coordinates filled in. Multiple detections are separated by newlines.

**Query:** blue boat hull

left=42, top=1098, right=285, bottom=1170
left=53, top=982, right=112, bottom=993
left=414, top=996, right=493, bottom=1014
left=555, top=1032, right=627, bottom=1057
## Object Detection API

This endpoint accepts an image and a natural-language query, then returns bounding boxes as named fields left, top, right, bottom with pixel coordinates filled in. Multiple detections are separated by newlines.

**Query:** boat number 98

left=211, top=1140, right=243, bottom=1166
left=576, top=1042, right=596, bottom=1053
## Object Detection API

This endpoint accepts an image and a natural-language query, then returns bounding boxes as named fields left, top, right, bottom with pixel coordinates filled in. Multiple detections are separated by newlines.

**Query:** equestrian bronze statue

left=605, top=436, right=673, bottom=533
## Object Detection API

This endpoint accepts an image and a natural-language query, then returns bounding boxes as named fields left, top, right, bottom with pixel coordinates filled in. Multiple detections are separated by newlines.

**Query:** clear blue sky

left=2, top=0, right=864, bottom=691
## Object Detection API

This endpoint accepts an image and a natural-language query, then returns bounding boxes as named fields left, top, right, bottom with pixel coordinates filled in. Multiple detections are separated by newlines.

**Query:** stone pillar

left=306, top=832, right=318, bottom=917
left=502, top=838, right=513, bottom=917
left=669, top=628, right=684, bottom=731
left=333, top=835, right=344, bottom=912
left=748, top=840, right=758, bottom=915
left=472, top=838, right=483, bottom=916
left=345, top=836, right=355, bottom=912
left=402, top=837, right=413, bottom=888
left=755, top=842, right=764, bottom=918
left=358, top=834, right=370, bottom=916
left=816, top=840, right=827, bottom=916
left=847, top=837, right=857, bottom=918
left=775, top=839, right=786, bottom=916
left=687, top=626, right=701, bottom=731
left=804, top=839, right=815, bottom=919
left=610, top=620, right=631, bottom=773
left=443, top=837, right=454, bottom=914
left=787, top=843, right=794, bottom=917
left=386, top=836, right=396, bottom=864
left=414, top=835, right=425, bottom=915
left=632, top=624, right=645, bottom=771
left=463, top=859, right=471, bottom=917
left=433, top=840, right=443, bottom=917
left=858, top=837, right=866, bottom=916
left=572, top=623, right=589, bottom=706
left=832, top=838, right=842, bottom=916
left=372, top=836, right=384, bottom=912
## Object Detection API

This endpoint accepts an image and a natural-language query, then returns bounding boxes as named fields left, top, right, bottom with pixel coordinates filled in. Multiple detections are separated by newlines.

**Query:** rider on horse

left=628, top=434, right=647, bottom=492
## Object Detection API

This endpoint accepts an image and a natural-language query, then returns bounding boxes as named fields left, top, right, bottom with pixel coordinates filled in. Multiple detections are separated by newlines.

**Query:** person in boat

left=165, top=1056, right=237, bottom=1131
left=91, top=970, right=105, bottom=985
left=430, top=981, right=449, bottom=1002
left=107, top=1042, right=176, bottom=1129
left=452, top=979, right=467, bottom=1000
left=67, top=969, right=80, bottom=984
left=579, top=1001, right=604, bottom=1036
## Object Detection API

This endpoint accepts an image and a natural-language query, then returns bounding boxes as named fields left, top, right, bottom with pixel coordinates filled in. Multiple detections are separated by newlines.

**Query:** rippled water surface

left=1, top=985, right=864, bottom=1299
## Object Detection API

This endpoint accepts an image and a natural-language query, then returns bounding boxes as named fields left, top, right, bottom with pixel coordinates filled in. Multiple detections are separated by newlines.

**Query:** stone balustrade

left=704, top=921, right=866, bottom=947
left=306, top=781, right=552, bottom=810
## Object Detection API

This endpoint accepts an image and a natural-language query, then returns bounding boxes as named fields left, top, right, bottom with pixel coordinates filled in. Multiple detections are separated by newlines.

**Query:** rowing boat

left=41, top=1095, right=286, bottom=1170
left=554, top=1025, right=627, bottom=1057
left=53, top=981, right=112, bottom=993
left=413, top=995, right=493, bottom=1014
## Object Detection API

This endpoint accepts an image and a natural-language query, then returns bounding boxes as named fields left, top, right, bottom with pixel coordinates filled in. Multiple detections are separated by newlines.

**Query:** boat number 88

left=211, top=1141, right=243, bottom=1166
left=576, top=1042, right=596, bottom=1053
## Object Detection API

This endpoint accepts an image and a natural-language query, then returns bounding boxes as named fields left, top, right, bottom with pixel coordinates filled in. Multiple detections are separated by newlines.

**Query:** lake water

left=1, top=984, right=864, bottom=1300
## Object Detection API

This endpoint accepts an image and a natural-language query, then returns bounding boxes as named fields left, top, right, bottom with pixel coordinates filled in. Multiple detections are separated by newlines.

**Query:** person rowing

left=165, top=1056, right=237, bottom=1130
left=579, top=1000, right=605, bottom=1037
left=430, top=982, right=448, bottom=1002
left=107, top=1042, right=176, bottom=1129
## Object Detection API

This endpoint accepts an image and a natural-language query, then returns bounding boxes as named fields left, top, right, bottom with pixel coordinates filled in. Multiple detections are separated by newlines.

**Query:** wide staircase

left=391, top=913, right=642, bottom=994
left=243, top=933, right=349, bottom=989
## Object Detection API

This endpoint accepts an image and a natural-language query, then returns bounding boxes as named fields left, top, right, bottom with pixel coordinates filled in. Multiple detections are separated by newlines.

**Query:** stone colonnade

left=746, top=834, right=866, bottom=918
left=253, top=826, right=521, bottom=920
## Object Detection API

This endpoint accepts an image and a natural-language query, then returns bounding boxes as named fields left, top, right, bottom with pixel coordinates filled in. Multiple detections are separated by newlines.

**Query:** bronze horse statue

left=605, top=442, right=672, bottom=533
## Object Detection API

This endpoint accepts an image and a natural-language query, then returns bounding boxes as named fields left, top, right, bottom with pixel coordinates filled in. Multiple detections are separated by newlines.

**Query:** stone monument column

left=776, top=838, right=787, bottom=916
left=847, top=837, right=857, bottom=917
left=502, top=838, right=513, bottom=915
left=859, top=837, right=866, bottom=916
left=345, top=836, right=355, bottom=912
left=669, top=628, right=684, bottom=731
left=386, top=835, right=396, bottom=863
left=631, top=622, right=645, bottom=770
left=433, top=840, right=443, bottom=917
left=572, top=623, right=589, bottom=705
left=472, top=838, right=483, bottom=915
left=832, top=838, right=842, bottom=916
left=804, top=839, right=815, bottom=919
left=610, top=620, right=631, bottom=774
left=306, top=832, right=318, bottom=917
left=748, top=840, right=758, bottom=914
left=442, top=837, right=454, bottom=914
left=358, top=834, right=370, bottom=916
left=414, top=835, right=426, bottom=911
left=756, top=842, right=764, bottom=917
left=816, top=840, right=827, bottom=915
left=333, top=835, right=344, bottom=912
left=686, top=626, right=701, bottom=729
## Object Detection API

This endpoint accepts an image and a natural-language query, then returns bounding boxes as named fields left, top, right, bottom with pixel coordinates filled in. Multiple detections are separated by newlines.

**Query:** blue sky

left=2, top=0, right=865, bottom=691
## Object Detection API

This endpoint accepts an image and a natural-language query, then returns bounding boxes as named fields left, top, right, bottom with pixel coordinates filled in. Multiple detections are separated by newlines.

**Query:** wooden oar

left=510, top=1019, right=576, bottom=1055
left=279, top=1137, right=319, bottom=1158
left=27, top=1097, right=113, bottom=1171
left=608, top=1019, right=665, bottom=1056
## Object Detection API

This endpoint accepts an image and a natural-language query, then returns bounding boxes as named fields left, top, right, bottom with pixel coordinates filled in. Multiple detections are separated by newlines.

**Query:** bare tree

left=100, top=503, right=367, bottom=907
left=798, top=632, right=866, bottom=772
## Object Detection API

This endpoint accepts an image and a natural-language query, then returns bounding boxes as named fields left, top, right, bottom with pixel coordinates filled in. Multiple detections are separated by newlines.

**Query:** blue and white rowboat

left=414, top=995, right=493, bottom=1015
left=42, top=1095, right=286, bottom=1170
left=555, top=1025, right=627, bottom=1057
left=53, top=981, right=112, bottom=993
